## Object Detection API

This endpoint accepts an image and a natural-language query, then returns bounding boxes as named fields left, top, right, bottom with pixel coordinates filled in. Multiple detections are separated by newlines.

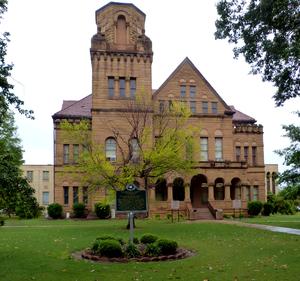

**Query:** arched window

left=214, top=178, right=225, bottom=200
left=266, top=172, right=271, bottom=192
left=130, top=138, right=139, bottom=162
left=155, top=178, right=167, bottom=201
left=231, top=177, right=241, bottom=200
left=272, top=172, right=277, bottom=193
left=173, top=177, right=185, bottom=201
left=116, top=15, right=127, bottom=45
left=105, top=138, right=116, bottom=161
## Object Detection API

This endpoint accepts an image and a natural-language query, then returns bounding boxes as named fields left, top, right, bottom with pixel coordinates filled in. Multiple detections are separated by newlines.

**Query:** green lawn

left=1, top=218, right=300, bottom=281
left=238, top=213, right=300, bottom=229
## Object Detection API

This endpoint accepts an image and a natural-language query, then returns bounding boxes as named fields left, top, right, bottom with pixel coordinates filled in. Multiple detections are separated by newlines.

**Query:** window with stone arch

left=214, top=177, right=225, bottom=200
left=172, top=177, right=185, bottom=201
left=105, top=137, right=117, bottom=161
left=155, top=178, right=168, bottom=201
left=116, top=15, right=127, bottom=45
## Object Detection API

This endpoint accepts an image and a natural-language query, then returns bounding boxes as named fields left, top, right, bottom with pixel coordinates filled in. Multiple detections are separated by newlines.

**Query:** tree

left=215, top=0, right=300, bottom=106
left=0, top=0, right=33, bottom=121
left=60, top=95, right=197, bottom=196
left=276, top=112, right=300, bottom=200
left=0, top=111, right=39, bottom=217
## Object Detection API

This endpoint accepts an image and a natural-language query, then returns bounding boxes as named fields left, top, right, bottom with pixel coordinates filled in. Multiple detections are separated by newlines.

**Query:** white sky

left=2, top=0, right=299, bottom=172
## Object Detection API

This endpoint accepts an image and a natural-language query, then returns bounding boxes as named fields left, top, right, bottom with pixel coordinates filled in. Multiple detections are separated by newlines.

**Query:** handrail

left=207, top=202, right=217, bottom=219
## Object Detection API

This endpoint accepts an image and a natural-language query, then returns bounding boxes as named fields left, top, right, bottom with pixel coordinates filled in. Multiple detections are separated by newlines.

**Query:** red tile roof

left=230, top=106, right=256, bottom=124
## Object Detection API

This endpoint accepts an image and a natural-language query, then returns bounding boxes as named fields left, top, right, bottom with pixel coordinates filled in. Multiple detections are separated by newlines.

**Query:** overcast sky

left=2, top=0, right=299, bottom=172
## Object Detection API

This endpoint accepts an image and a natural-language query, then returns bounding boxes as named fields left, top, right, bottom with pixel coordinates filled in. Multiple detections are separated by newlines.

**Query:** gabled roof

left=153, top=57, right=234, bottom=113
left=96, top=2, right=146, bottom=18
left=230, top=106, right=256, bottom=124
left=52, top=94, right=92, bottom=119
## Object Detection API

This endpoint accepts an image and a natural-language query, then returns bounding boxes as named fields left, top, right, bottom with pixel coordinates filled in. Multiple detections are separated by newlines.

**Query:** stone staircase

left=189, top=207, right=215, bottom=220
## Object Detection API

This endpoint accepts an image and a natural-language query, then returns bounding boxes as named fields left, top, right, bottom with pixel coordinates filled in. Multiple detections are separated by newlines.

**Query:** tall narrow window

left=180, top=85, right=186, bottom=98
left=211, top=102, right=218, bottom=114
left=245, top=186, right=250, bottom=201
left=130, top=138, right=139, bottom=162
left=235, top=146, right=241, bottom=161
left=42, top=171, right=49, bottom=181
left=108, top=77, right=114, bottom=97
left=200, top=137, right=208, bottom=161
left=266, top=172, right=271, bottom=192
left=244, top=146, right=249, bottom=162
left=105, top=138, right=117, bottom=161
left=130, top=78, right=136, bottom=98
left=252, top=146, right=257, bottom=166
left=119, top=77, right=126, bottom=97
left=63, top=144, right=69, bottom=164
left=73, top=144, right=79, bottom=164
left=202, top=101, right=208, bottom=113
left=159, top=100, right=164, bottom=113
left=215, top=137, right=223, bottom=161
left=26, top=171, right=33, bottom=182
left=116, top=15, right=127, bottom=45
left=63, top=186, right=69, bottom=205
left=189, top=85, right=196, bottom=98
left=190, top=101, right=196, bottom=113
left=73, top=186, right=79, bottom=204
left=253, top=186, right=259, bottom=201
left=42, top=192, right=49, bottom=205
left=83, top=186, right=88, bottom=205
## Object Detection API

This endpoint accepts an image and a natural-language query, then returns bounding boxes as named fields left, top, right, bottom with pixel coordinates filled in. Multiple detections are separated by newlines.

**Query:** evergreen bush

left=262, top=202, right=273, bottom=216
left=94, top=202, right=110, bottom=219
left=140, top=233, right=158, bottom=244
left=97, top=239, right=123, bottom=258
left=47, top=203, right=63, bottom=219
left=125, top=243, right=140, bottom=258
left=145, top=243, right=161, bottom=257
left=156, top=239, right=178, bottom=255
left=247, top=201, right=263, bottom=216
left=72, top=203, right=86, bottom=218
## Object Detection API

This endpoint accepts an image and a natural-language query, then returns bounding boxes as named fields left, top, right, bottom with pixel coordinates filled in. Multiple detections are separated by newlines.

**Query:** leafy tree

left=276, top=112, right=300, bottom=200
left=0, top=111, right=39, bottom=217
left=60, top=95, right=197, bottom=195
left=215, top=0, right=300, bottom=106
left=0, top=0, right=33, bottom=120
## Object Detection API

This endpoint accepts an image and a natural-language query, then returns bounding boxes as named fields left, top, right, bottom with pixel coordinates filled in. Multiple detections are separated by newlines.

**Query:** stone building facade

left=265, top=164, right=278, bottom=194
left=52, top=2, right=266, bottom=218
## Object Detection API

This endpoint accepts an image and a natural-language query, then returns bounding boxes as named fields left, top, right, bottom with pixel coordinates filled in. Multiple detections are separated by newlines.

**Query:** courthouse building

left=52, top=2, right=266, bottom=218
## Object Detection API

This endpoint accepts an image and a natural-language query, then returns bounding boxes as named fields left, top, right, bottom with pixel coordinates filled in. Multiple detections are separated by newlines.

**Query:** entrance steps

left=189, top=207, right=215, bottom=220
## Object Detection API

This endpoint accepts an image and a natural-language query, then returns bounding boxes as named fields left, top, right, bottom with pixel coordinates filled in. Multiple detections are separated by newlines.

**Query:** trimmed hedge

left=262, top=202, right=273, bottom=216
left=96, top=239, right=123, bottom=258
left=140, top=233, right=158, bottom=244
left=72, top=203, right=86, bottom=218
left=94, top=202, right=110, bottom=219
left=247, top=201, right=263, bottom=216
left=156, top=239, right=178, bottom=255
left=47, top=203, right=63, bottom=219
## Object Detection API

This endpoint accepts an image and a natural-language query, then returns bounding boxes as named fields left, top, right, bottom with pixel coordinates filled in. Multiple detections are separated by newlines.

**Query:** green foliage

left=94, top=202, right=111, bottom=219
left=215, top=0, right=300, bottom=106
left=72, top=203, right=86, bottom=218
left=247, top=201, right=263, bottom=216
left=156, top=239, right=178, bottom=255
left=132, top=237, right=139, bottom=244
left=47, top=203, right=63, bottom=219
left=274, top=198, right=296, bottom=215
left=125, top=243, right=141, bottom=258
left=140, top=233, right=158, bottom=244
left=262, top=202, right=273, bottom=216
left=145, top=243, right=161, bottom=257
left=94, top=239, right=123, bottom=258
left=0, top=217, right=4, bottom=226
left=96, top=235, right=125, bottom=246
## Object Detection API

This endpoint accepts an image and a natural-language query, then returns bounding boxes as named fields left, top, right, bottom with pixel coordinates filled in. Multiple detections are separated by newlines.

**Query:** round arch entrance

left=190, top=174, right=208, bottom=208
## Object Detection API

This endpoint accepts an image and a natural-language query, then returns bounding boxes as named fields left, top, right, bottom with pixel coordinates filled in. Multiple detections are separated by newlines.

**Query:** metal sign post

left=129, top=211, right=134, bottom=244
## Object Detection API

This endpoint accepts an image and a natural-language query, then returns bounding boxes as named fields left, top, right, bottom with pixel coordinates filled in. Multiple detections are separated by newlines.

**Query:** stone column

left=167, top=183, right=173, bottom=202
left=241, top=185, right=247, bottom=201
left=250, top=186, right=253, bottom=201
left=225, top=184, right=231, bottom=200
left=208, top=183, right=214, bottom=201
left=184, top=183, right=191, bottom=202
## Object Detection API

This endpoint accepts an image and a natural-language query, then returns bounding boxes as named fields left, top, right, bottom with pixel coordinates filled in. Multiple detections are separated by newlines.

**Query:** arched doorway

left=231, top=177, right=241, bottom=200
left=190, top=174, right=208, bottom=208
left=173, top=177, right=185, bottom=201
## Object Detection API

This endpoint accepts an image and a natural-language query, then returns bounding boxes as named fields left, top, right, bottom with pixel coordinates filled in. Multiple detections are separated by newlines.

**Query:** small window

left=42, top=171, right=49, bottom=181
left=253, top=186, right=259, bottom=201
left=105, top=138, right=117, bottom=161
left=130, top=78, right=136, bottom=98
left=83, top=186, right=88, bottom=204
left=73, top=186, right=79, bottom=204
left=180, top=85, right=186, bottom=98
left=235, top=146, right=241, bottom=161
left=202, top=101, right=208, bottom=113
left=252, top=146, right=257, bottom=166
left=108, top=77, right=114, bottom=97
left=73, top=144, right=79, bottom=164
left=159, top=100, right=164, bottom=113
left=215, top=137, right=223, bottom=161
left=63, top=186, right=69, bottom=205
left=63, top=144, right=69, bottom=164
left=200, top=137, right=208, bottom=161
left=190, top=101, right=196, bottom=113
left=211, top=102, right=218, bottom=114
left=119, top=77, right=126, bottom=97
left=244, top=146, right=249, bottom=162
left=42, top=192, right=49, bottom=205
left=189, top=85, right=196, bottom=98
left=26, top=171, right=33, bottom=182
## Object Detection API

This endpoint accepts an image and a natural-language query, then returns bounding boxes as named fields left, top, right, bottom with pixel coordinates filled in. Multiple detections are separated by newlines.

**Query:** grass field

left=1, top=218, right=300, bottom=281
left=238, top=213, right=300, bottom=229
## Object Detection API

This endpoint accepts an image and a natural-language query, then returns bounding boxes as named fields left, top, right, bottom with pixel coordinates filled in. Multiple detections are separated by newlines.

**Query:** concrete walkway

left=216, top=220, right=300, bottom=236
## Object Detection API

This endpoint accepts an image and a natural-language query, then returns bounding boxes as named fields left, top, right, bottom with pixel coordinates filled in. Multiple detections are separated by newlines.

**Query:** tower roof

left=96, top=2, right=146, bottom=18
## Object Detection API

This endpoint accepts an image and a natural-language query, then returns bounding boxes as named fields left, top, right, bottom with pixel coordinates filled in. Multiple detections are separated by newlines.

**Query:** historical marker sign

left=116, top=184, right=147, bottom=212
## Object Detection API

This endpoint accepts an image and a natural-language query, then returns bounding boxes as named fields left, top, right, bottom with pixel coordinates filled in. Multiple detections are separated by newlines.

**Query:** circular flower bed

left=76, top=234, right=194, bottom=263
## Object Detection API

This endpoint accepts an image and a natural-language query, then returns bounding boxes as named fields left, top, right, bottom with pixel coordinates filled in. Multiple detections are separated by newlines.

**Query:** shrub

left=94, top=202, right=110, bottom=219
left=0, top=218, right=4, bottom=226
left=156, top=239, right=178, bottom=255
left=132, top=237, right=139, bottom=244
left=262, top=202, right=273, bottom=216
left=274, top=199, right=296, bottom=215
left=140, top=233, right=158, bottom=244
left=98, top=239, right=123, bottom=258
left=247, top=201, right=263, bottom=216
left=47, top=203, right=63, bottom=219
left=72, top=203, right=86, bottom=218
left=125, top=243, right=141, bottom=258
left=145, top=243, right=161, bottom=257
left=96, top=235, right=125, bottom=246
